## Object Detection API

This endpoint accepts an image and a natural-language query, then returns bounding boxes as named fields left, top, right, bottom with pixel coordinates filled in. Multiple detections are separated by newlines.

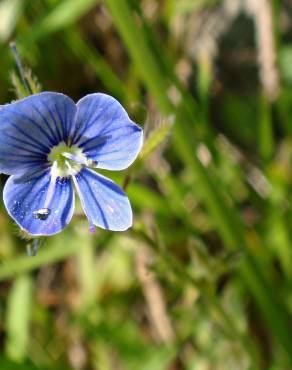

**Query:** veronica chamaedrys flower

left=0, top=92, right=143, bottom=236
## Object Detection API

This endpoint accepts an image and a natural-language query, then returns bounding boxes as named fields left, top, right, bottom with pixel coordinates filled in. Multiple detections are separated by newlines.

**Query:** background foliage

left=0, top=0, right=292, bottom=369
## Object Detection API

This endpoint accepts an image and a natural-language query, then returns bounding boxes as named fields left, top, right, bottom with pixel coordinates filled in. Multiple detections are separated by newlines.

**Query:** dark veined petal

left=73, top=168, right=132, bottom=231
left=0, top=92, right=77, bottom=175
left=72, top=93, right=143, bottom=170
left=3, top=168, right=75, bottom=236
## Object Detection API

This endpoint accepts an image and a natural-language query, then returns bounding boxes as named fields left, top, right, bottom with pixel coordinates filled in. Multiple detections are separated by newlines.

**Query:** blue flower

left=0, top=92, right=143, bottom=236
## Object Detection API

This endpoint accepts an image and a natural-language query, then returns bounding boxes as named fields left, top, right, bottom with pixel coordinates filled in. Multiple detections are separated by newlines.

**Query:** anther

left=89, top=224, right=96, bottom=233
left=86, top=158, right=99, bottom=167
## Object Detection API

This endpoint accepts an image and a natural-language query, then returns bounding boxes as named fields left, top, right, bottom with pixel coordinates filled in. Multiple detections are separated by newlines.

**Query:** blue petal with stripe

left=0, top=92, right=77, bottom=175
left=73, top=168, right=132, bottom=231
left=3, top=169, right=75, bottom=236
left=73, top=93, right=143, bottom=170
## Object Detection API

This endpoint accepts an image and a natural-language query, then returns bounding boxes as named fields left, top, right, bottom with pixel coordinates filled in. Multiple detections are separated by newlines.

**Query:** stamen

left=62, top=152, right=87, bottom=166
left=33, top=161, right=58, bottom=220
left=67, top=161, right=96, bottom=233
left=62, top=152, right=98, bottom=168
left=43, top=161, right=58, bottom=209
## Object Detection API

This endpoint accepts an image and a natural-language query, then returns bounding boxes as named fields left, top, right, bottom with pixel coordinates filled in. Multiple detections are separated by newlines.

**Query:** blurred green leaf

left=0, top=224, right=100, bottom=281
left=280, top=46, right=292, bottom=86
left=64, top=29, right=126, bottom=101
left=24, top=0, right=100, bottom=42
left=5, top=275, right=33, bottom=362
left=0, top=0, right=25, bottom=42
left=0, top=357, right=38, bottom=370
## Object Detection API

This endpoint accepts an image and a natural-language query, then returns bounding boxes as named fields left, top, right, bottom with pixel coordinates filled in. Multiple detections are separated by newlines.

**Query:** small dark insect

left=33, top=208, right=51, bottom=220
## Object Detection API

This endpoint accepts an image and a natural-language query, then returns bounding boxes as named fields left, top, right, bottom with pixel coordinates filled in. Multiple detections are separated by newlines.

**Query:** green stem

left=9, top=42, right=33, bottom=95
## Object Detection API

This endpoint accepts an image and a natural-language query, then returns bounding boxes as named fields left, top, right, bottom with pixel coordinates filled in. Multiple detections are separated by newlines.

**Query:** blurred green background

left=1, top=0, right=292, bottom=369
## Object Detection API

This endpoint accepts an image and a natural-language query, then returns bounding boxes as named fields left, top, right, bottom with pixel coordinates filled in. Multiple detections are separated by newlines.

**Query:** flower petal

left=73, top=168, right=132, bottom=231
left=3, top=169, right=75, bottom=236
left=72, top=93, right=143, bottom=170
left=0, top=92, right=77, bottom=175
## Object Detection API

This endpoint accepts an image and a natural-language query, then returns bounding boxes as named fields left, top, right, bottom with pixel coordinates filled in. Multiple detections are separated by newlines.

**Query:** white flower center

left=34, top=143, right=97, bottom=222
left=47, top=141, right=87, bottom=177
